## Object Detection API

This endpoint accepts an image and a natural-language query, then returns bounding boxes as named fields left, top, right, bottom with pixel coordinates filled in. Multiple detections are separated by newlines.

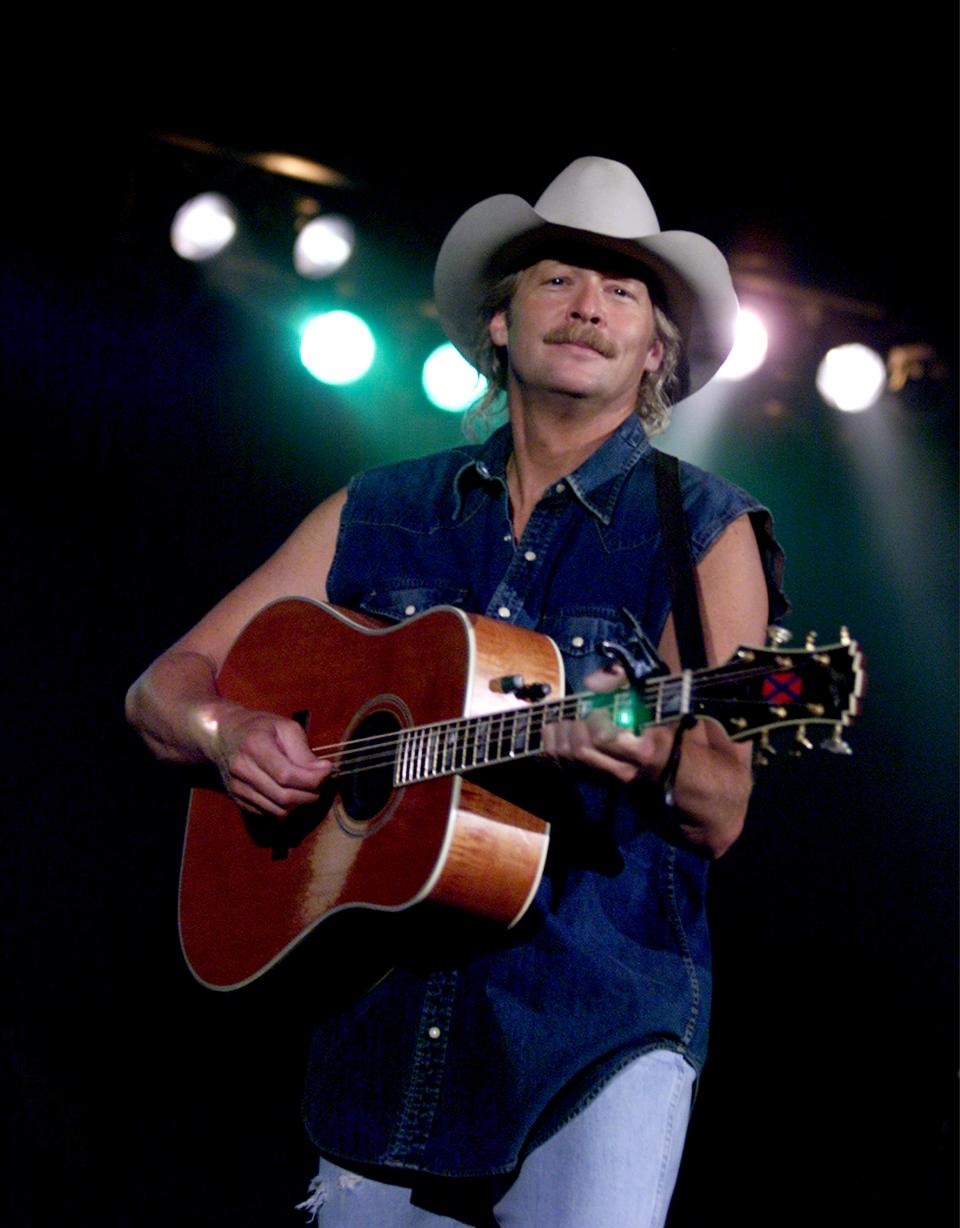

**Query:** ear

left=644, top=337, right=664, bottom=373
left=489, top=310, right=509, bottom=348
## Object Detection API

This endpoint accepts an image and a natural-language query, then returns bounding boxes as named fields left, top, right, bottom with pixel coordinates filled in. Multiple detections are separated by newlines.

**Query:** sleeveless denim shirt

left=303, top=414, right=786, bottom=1182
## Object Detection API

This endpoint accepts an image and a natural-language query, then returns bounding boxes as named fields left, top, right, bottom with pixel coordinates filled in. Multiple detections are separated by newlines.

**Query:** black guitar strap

left=654, top=449, right=707, bottom=671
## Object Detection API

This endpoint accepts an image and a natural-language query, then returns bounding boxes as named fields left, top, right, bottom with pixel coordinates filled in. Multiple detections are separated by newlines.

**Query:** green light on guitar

left=607, top=690, right=651, bottom=733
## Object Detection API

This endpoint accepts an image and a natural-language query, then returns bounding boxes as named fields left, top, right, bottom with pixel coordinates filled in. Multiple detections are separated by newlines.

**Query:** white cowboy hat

left=434, top=156, right=738, bottom=396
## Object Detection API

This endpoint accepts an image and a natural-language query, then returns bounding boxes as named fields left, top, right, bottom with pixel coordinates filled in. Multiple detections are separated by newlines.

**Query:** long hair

left=463, top=271, right=683, bottom=440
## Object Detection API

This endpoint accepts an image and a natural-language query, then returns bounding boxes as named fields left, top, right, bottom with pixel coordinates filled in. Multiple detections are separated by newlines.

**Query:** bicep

left=172, top=487, right=348, bottom=670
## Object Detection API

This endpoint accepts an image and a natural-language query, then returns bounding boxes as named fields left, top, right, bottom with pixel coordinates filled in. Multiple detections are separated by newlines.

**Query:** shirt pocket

left=357, top=580, right=471, bottom=623
left=537, top=608, right=644, bottom=693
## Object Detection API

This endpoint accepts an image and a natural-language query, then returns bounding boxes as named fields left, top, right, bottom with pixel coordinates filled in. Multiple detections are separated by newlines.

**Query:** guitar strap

left=653, top=449, right=705, bottom=803
left=654, top=449, right=707, bottom=670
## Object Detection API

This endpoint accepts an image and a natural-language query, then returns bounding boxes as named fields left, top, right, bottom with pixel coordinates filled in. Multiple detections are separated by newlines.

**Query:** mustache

left=543, top=323, right=617, bottom=359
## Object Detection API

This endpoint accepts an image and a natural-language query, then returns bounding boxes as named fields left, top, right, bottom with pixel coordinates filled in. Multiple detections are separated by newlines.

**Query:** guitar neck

left=334, top=634, right=863, bottom=788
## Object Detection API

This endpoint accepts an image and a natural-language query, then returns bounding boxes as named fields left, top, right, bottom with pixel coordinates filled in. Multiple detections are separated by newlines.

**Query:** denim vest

left=304, top=414, right=786, bottom=1182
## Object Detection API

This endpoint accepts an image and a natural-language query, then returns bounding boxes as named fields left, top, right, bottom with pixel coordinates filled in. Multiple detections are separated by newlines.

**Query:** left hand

left=540, top=664, right=675, bottom=785
left=542, top=663, right=753, bottom=858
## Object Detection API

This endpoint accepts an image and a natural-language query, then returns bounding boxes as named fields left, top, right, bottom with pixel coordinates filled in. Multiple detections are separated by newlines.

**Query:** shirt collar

left=454, top=415, right=651, bottom=525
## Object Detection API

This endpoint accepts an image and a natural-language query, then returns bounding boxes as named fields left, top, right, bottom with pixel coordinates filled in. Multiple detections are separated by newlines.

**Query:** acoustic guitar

left=179, top=598, right=865, bottom=990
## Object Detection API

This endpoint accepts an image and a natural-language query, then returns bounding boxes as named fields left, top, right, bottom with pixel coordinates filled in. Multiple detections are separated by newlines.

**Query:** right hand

left=205, top=703, right=335, bottom=816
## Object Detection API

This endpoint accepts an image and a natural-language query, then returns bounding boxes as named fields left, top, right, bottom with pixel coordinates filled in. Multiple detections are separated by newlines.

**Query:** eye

left=609, top=284, right=636, bottom=299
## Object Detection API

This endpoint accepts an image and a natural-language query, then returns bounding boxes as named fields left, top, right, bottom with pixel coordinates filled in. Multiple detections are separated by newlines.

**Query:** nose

left=569, top=277, right=604, bottom=326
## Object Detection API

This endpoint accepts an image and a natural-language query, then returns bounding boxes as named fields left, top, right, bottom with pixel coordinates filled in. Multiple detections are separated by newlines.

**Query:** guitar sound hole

left=339, top=709, right=401, bottom=823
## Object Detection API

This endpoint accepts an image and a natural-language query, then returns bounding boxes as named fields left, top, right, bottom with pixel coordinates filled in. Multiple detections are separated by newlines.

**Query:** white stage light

left=816, top=343, right=886, bottom=412
left=715, top=308, right=769, bottom=381
left=293, top=215, right=355, bottom=279
left=170, top=193, right=237, bottom=261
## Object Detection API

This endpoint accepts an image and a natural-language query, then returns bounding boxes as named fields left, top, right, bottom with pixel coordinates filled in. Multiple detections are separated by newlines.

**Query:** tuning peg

left=820, top=723, right=853, bottom=755
left=789, top=724, right=814, bottom=756
left=766, top=625, right=792, bottom=646
left=755, top=730, right=776, bottom=766
left=804, top=630, right=818, bottom=650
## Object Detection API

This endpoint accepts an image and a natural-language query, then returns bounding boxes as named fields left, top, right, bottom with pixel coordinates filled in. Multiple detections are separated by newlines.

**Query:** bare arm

left=125, top=489, right=347, bottom=815
left=542, top=513, right=769, bottom=857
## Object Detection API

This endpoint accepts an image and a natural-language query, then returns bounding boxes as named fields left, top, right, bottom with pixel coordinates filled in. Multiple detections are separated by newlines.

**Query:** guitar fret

left=396, top=728, right=409, bottom=785
left=472, top=718, right=486, bottom=767
left=514, top=709, right=529, bottom=755
left=412, top=727, right=421, bottom=783
left=454, top=719, right=467, bottom=772
left=504, top=712, right=517, bottom=757
left=502, top=714, right=513, bottom=757
left=442, top=726, right=455, bottom=773
left=419, top=727, right=429, bottom=778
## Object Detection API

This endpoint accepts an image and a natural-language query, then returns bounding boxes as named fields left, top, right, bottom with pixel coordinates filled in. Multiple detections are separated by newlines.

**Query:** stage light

left=715, top=307, right=768, bottom=381
left=300, top=310, right=375, bottom=385
left=421, top=343, right=488, bottom=412
left=293, top=215, right=355, bottom=279
left=816, top=343, right=886, bottom=412
left=170, top=192, right=237, bottom=261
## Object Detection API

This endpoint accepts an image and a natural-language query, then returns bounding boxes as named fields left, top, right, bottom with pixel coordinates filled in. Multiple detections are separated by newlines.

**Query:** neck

left=505, top=388, right=634, bottom=538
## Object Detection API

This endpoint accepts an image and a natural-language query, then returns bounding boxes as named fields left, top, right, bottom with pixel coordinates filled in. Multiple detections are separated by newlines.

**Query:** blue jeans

left=298, top=1049, right=696, bottom=1228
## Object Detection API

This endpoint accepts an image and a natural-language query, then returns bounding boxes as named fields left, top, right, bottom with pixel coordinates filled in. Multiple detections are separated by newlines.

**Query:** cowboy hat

left=434, top=156, right=738, bottom=396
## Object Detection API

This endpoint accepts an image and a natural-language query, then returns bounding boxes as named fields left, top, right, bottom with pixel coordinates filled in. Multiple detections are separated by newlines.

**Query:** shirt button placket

left=486, top=501, right=560, bottom=626
left=383, top=971, right=457, bottom=1166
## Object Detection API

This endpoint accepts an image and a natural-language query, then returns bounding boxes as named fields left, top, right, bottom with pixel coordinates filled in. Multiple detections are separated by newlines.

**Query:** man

left=127, top=157, right=786, bottom=1226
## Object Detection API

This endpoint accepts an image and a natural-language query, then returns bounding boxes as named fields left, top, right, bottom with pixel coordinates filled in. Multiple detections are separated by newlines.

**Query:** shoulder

left=672, top=457, right=764, bottom=557
left=650, top=450, right=790, bottom=623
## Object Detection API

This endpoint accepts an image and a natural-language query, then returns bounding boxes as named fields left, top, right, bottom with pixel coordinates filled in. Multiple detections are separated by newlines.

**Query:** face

left=488, top=259, right=664, bottom=411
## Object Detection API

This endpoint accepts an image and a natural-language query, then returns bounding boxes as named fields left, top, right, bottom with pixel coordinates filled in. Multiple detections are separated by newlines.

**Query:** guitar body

left=179, top=599, right=561, bottom=990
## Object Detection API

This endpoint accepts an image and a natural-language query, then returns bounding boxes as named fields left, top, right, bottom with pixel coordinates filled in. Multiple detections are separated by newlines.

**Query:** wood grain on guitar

left=178, top=599, right=865, bottom=990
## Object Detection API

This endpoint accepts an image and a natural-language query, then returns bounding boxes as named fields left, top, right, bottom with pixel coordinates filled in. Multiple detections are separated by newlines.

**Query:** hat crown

left=534, top=156, right=661, bottom=240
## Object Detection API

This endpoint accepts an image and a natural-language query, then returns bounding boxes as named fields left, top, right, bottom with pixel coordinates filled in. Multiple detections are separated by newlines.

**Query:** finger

left=273, top=720, right=332, bottom=772
left=226, top=752, right=327, bottom=814
left=543, top=714, right=673, bottom=784
left=583, top=663, right=627, bottom=693
left=240, top=725, right=331, bottom=791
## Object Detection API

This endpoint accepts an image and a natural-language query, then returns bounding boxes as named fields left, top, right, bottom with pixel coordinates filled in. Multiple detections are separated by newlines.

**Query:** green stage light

left=422, top=342, right=488, bottom=412
left=300, top=311, right=376, bottom=385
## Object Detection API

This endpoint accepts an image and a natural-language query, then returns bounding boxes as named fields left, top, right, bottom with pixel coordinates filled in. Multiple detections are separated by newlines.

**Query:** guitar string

left=307, top=659, right=847, bottom=778
left=309, top=659, right=841, bottom=767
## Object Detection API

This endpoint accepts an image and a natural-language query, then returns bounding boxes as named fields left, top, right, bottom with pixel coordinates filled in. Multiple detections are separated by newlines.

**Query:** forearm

left=666, top=730, right=753, bottom=858
left=125, top=650, right=242, bottom=766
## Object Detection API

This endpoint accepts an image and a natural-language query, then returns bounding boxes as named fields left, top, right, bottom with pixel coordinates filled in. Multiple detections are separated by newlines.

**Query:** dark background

left=4, top=44, right=957, bottom=1227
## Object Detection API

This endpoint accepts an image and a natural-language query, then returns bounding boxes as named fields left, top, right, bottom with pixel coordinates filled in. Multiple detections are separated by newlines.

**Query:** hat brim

left=434, top=193, right=738, bottom=396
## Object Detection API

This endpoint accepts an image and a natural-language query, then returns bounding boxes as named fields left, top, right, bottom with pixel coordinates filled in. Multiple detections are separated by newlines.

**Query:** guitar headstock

left=693, top=627, right=866, bottom=758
